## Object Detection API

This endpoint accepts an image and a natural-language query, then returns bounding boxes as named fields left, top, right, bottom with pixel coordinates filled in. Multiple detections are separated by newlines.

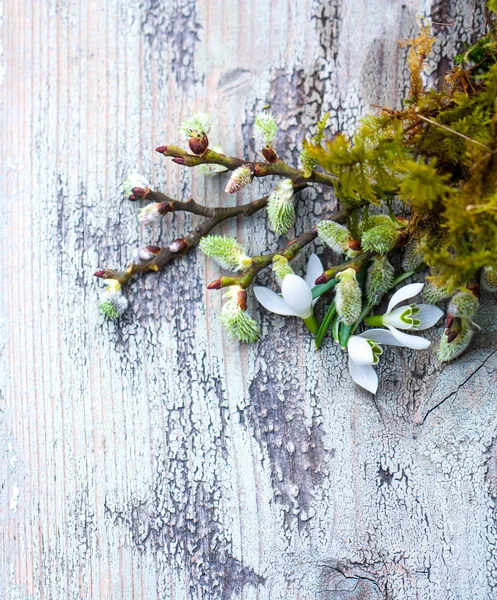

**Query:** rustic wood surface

left=1, top=1, right=496, bottom=598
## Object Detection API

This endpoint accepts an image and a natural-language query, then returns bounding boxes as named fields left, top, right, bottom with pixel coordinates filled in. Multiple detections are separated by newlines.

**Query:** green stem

left=304, top=314, right=319, bottom=335
left=365, top=315, right=384, bottom=326
left=315, top=301, right=337, bottom=348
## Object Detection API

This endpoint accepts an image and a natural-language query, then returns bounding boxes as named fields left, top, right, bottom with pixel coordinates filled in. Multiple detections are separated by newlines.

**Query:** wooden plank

left=1, top=0, right=496, bottom=598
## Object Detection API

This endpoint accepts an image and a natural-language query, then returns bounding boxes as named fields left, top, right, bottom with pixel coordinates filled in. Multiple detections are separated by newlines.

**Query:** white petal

left=281, top=274, right=313, bottom=319
left=413, top=304, right=444, bottom=330
left=358, top=329, right=405, bottom=346
left=348, top=357, right=378, bottom=394
left=386, top=325, right=431, bottom=349
left=254, top=286, right=297, bottom=316
left=306, top=253, right=324, bottom=290
left=383, top=307, right=413, bottom=329
left=347, top=336, right=374, bottom=365
left=387, top=283, right=424, bottom=314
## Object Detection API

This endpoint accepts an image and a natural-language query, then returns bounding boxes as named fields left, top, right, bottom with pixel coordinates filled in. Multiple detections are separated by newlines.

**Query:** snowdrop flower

left=254, top=254, right=323, bottom=334
left=365, top=282, right=443, bottom=348
left=347, top=329, right=406, bottom=394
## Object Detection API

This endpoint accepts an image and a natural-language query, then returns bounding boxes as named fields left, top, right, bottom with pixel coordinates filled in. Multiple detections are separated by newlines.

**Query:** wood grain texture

left=1, top=1, right=496, bottom=598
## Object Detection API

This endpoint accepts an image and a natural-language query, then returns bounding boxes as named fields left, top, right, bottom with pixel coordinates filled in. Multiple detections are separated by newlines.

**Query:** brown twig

left=96, top=184, right=307, bottom=285
left=208, top=207, right=351, bottom=291
left=157, top=145, right=338, bottom=187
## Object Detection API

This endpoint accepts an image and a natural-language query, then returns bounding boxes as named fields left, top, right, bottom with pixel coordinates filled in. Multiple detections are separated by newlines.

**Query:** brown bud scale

left=189, top=134, right=209, bottom=156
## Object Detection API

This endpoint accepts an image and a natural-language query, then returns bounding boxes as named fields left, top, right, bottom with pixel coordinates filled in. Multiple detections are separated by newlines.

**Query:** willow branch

left=96, top=184, right=307, bottom=285
left=157, top=145, right=337, bottom=187
left=208, top=206, right=351, bottom=290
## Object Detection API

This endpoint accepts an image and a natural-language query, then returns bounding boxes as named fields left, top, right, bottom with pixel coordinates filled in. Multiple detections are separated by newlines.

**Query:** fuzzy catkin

left=365, top=256, right=395, bottom=305
left=335, top=268, right=362, bottom=325
left=438, top=319, right=473, bottom=362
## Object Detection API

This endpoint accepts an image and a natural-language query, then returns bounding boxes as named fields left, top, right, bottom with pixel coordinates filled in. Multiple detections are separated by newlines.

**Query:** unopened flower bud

left=199, top=235, right=252, bottom=271
left=262, top=147, right=278, bottom=163
left=128, top=194, right=137, bottom=201
left=237, top=289, right=247, bottom=311
left=155, top=146, right=168, bottom=153
left=267, top=179, right=295, bottom=235
left=448, top=290, right=479, bottom=319
left=481, top=266, right=497, bottom=292
left=134, top=246, right=161, bottom=262
left=365, top=255, right=395, bottom=306
left=169, top=238, right=188, bottom=253
left=98, top=279, right=129, bottom=320
left=360, top=215, right=400, bottom=254
left=225, top=165, right=253, bottom=194
left=220, top=286, right=260, bottom=343
left=123, top=173, right=153, bottom=198
left=138, top=202, right=170, bottom=226
left=172, top=157, right=187, bottom=166
left=207, top=279, right=223, bottom=290
left=179, top=112, right=210, bottom=155
left=335, top=267, right=362, bottom=325
left=423, top=280, right=453, bottom=304
left=348, top=239, right=362, bottom=251
left=131, top=187, right=148, bottom=198
left=199, top=145, right=229, bottom=176
left=316, top=220, right=353, bottom=255
left=272, top=255, right=294, bottom=282
left=438, top=318, right=474, bottom=362
left=94, top=269, right=106, bottom=278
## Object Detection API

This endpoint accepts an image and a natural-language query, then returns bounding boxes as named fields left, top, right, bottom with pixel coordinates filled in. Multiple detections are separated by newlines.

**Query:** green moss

left=303, top=15, right=497, bottom=291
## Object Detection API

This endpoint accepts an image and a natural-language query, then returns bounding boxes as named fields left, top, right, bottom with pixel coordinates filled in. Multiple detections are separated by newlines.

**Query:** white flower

left=347, top=329, right=406, bottom=394
left=254, top=254, right=323, bottom=333
left=123, top=173, right=153, bottom=197
left=365, top=283, right=443, bottom=349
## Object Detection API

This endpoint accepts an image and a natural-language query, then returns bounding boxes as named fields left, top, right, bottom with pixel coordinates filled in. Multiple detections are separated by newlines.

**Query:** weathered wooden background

left=1, top=1, right=496, bottom=598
